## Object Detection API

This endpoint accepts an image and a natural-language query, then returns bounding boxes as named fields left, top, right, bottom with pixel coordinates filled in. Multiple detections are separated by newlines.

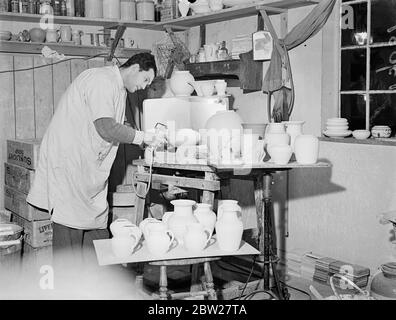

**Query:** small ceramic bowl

left=352, top=129, right=370, bottom=140
left=371, top=125, right=392, bottom=138
left=0, top=31, right=12, bottom=41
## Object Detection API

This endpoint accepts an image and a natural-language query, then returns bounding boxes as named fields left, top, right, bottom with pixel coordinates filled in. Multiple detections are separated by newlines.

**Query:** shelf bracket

left=107, top=24, right=127, bottom=62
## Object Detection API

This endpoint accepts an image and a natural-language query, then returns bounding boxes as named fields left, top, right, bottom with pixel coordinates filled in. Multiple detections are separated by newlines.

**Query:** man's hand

left=143, top=130, right=167, bottom=147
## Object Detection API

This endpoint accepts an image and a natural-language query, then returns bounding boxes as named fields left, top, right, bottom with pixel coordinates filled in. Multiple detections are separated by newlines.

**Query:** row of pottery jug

left=110, top=219, right=142, bottom=258
left=162, top=199, right=244, bottom=252
left=139, top=218, right=175, bottom=256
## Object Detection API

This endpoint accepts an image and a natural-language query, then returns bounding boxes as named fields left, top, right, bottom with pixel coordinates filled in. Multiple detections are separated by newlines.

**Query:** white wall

left=197, top=3, right=396, bottom=273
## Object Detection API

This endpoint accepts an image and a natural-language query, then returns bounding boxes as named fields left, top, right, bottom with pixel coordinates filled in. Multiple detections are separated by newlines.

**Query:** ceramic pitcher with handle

left=145, top=223, right=175, bottom=256
left=183, top=222, right=212, bottom=252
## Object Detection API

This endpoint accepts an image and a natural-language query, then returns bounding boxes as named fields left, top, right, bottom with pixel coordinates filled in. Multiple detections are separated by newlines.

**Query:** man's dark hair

left=120, top=52, right=157, bottom=76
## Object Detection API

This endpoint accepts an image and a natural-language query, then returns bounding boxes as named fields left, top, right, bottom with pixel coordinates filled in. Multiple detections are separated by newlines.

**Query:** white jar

left=121, top=0, right=136, bottom=21
left=103, top=0, right=120, bottom=19
left=294, top=134, right=319, bottom=165
left=136, top=0, right=154, bottom=21
left=193, top=203, right=216, bottom=235
left=85, top=0, right=103, bottom=18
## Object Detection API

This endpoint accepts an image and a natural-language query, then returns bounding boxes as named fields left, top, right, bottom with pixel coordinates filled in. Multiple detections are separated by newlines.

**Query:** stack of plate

left=323, top=118, right=352, bottom=138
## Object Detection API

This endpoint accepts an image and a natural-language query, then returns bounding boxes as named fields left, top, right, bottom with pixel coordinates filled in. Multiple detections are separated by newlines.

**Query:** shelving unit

left=0, top=0, right=319, bottom=62
left=0, top=40, right=148, bottom=58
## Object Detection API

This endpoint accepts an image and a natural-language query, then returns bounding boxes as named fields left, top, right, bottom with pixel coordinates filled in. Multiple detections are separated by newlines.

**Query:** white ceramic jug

left=111, top=234, right=140, bottom=258
left=110, top=218, right=142, bottom=240
left=163, top=199, right=198, bottom=244
left=215, top=204, right=243, bottom=252
left=217, top=200, right=242, bottom=220
left=183, top=222, right=212, bottom=252
left=145, top=223, right=175, bottom=256
left=193, top=203, right=217, bottom=234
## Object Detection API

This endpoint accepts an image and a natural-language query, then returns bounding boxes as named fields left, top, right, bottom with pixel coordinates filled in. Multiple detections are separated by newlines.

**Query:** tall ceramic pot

left=283, top=121, right=305, bottom=152
left=169, top=70, right=195, bottom=96
left=217, top=200, right=242, bottom=220
left=164, top=199, right=198, bottom=244
left=215, top=204, right=243, bottom=252
left=294, top=134, right=319, bottom=165
left=193, top=203, right=216, bottom=234
left=204, top=110, right=243, bottom=163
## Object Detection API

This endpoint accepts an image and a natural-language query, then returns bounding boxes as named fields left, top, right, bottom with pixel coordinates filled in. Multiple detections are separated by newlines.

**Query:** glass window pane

left=341, top=49, right=366, bottom=91
left=341, top=2, right=367, bottom=47
left=371, top=0, right=396, bottom=44
left=369, top=94, right=396, bottom=135
left=370, top=46, right=396, bottom=90
left=341, top=94, right=367, bottom=130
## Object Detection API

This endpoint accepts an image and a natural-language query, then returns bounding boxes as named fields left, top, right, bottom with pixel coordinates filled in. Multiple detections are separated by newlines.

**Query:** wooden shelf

left=0, top=12, right=157, bottom=30
left=0, top=40, right=149, bottom=58
left=0, top=0, right=319, bottom=31
left=153, top=0, right=319, bottom=31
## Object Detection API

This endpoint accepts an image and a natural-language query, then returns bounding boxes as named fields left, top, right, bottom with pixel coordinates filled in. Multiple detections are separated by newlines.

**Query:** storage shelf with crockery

left=0, top=40, right=149, bottom=59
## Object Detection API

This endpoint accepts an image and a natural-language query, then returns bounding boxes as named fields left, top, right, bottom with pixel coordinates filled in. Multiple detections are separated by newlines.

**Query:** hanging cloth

left=261, top=0, right=337, bottom=122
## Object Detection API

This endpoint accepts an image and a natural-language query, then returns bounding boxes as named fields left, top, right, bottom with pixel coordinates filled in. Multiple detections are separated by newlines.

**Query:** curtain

left=261, top=0, right=337, bottom=122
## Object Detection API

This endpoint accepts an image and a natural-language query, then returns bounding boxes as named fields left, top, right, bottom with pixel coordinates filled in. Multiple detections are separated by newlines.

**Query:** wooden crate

left=4, top=162, right=35, bottom=195
left=4, top=185, right=51, bottom=221
left=12, top=213, right=52, bottom=248
left=7, top=139, right=41, bottom=170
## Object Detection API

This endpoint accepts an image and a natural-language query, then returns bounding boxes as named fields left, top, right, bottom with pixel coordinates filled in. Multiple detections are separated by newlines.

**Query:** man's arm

left=94, top=117, right=145, bottom=145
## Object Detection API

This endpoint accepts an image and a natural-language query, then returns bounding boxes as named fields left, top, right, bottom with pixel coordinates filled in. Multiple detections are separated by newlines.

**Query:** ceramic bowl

left=267, top=145, right=293, bottom=165
left=371, top=125, right=391, bottom=138
left=29, top=28, right=46, bottom=43
left=352, top=129, right=370, bottom=140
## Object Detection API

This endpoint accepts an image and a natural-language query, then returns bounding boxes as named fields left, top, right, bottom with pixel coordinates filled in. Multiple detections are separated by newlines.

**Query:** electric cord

left=239, top=255, right=257, bottom=299
left=215, top=257, right=312, bottom=300
left=0, top=53, right=112, bottom=74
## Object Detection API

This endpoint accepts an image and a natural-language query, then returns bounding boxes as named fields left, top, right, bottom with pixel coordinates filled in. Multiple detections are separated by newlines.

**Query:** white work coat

left=27, top=65, right=127, bottom=229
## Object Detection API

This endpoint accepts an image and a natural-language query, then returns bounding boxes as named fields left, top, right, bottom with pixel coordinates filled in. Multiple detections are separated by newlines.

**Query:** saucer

left=323, top=130, right=352, bottom=138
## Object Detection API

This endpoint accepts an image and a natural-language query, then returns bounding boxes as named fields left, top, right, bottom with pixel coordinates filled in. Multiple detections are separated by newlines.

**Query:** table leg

left=262, top=173, right=289, bottom=300
left=254, top=175, right=264, bottom=253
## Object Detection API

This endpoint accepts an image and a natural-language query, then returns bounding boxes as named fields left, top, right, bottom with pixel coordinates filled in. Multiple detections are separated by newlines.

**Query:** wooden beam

left=134, top=172, right=220, bottom=191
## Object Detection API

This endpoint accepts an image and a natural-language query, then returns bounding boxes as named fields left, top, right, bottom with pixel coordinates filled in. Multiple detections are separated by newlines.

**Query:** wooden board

left=52, top=58, right=71, bottom=110
left=4, top=162, right=35, bottom=195
left=7, top=139, right=41, bottom=170
left=94, top=236, right=260, bottom=266
left=4, top=185, right=51, bottom=221
left=11, top=213, right=52, bottom=248
left=33, top=56, right=53, bottom=139
left=14, top=55, right=35, bottom=140
left=0, top=55, right=16, bottom=210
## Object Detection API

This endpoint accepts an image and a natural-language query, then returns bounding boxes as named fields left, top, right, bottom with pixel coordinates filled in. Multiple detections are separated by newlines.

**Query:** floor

left=1, top=245, right=336, bottom=300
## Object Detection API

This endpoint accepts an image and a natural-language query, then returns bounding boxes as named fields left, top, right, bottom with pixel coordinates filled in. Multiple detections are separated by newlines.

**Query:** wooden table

left=132, top=159, right=330, bottom=300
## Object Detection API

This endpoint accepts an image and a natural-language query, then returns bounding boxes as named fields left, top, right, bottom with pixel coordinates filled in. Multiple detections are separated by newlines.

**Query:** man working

left=27, top=53, right=165, bottom=262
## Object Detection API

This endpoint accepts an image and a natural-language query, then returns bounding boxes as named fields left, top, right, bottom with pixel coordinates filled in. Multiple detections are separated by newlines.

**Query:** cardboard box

left=4, top=185, right=51, bottom=221
left=12, top=213, right=52, bottom=248
left=7, top=139, right=41, bottom=170
left=4, top=162, right=35, bottom=195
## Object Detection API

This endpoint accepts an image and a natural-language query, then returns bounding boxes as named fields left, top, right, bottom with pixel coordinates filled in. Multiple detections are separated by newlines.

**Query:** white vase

left=165, top=199, right=198, bottom=244
left=85, top=0, right=103, bottom=18
left=294, top=134, right=319, bottom=165
left=283, top=120, right=305, bottom=152
left=215, top=204, right=243, bottom=252
left=169, top=70, right=195, bottom=96
left=193, top=203, right=217, bottom=234
left=217, top=200, right=242, bottom=220
left=265, top=122, right=290, bottom=149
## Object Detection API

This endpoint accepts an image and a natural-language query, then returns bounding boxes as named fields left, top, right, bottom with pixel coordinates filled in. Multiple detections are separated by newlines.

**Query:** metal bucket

left=0, top=223, right=23, bottom=271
